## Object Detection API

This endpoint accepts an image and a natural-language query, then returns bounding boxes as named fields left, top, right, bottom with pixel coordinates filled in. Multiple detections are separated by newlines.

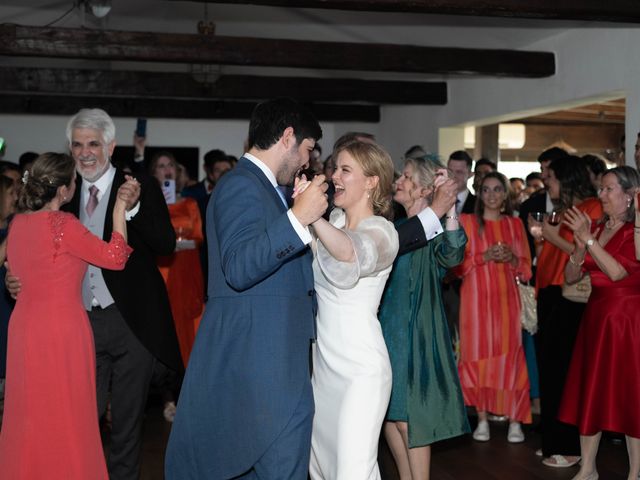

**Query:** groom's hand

left=431, top=178, right=457, bottom=219
left=291, top=174, right=328, bottom=227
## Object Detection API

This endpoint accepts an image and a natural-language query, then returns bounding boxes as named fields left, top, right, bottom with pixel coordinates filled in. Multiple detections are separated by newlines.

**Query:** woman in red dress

left=559, top=166, right=640, bottom=480
left=0, top=153, right=134, bottom=479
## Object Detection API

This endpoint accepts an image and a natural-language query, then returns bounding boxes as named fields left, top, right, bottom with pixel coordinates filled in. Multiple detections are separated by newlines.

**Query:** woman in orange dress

left=456, top=172, right=532, bottom=443
left=150, top=151, right=204, bottom=367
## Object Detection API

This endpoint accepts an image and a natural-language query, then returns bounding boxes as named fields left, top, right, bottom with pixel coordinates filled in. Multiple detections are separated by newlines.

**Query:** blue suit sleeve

left=213, top=174, right=307, bottom=291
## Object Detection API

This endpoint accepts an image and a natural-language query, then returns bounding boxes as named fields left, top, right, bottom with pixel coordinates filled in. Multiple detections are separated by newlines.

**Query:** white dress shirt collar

left=82, top=164, right=116, bottom=202
left=244, top=152, right=278, bottom=188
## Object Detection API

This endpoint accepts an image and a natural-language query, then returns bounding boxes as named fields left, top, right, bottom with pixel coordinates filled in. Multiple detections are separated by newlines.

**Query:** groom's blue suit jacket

left=165, top=157, right=316, bottom=479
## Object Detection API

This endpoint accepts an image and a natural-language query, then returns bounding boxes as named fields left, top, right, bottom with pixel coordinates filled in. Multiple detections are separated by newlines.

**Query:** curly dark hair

left=548, top=155, right=596, bottom=211
left=18, top=152, right=76, bottom=212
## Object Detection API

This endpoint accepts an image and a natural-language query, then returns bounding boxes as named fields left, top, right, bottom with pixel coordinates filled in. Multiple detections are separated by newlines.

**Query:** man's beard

left=276, top=152, right=300, bottom=187
left=77, top=154, right=109, bottom=182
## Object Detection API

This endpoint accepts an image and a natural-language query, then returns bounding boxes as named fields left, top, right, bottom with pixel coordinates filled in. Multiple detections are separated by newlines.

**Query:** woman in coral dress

left=0, top=153, right=133, bottom=479
left=558, top=167, right=640, bottom=480
left=150, top=151, right=204, bottom=366
left=456, top=172, right=532, bottom=443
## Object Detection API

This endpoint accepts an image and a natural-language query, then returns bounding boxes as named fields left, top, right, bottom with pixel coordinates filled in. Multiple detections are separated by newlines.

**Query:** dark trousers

left=90, top=304, right=155, bottom=480
left=536, top=286, right=583, bottom=457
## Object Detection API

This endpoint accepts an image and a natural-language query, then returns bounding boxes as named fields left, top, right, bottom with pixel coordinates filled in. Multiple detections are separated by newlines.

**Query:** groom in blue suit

left=165, top=98, right=327, bottom=479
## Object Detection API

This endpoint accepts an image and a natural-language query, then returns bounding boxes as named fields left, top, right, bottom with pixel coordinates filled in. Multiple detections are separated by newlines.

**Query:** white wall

left=417, top=28, right=640, bottom=166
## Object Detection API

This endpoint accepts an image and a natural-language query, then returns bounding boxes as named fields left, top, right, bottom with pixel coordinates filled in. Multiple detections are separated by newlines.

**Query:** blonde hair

left=405, top=154, right=445, bottom=205
left=334, top=140, right=395, bottom=218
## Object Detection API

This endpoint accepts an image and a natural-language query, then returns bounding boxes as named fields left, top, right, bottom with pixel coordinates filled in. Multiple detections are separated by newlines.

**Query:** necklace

left=605, top=218, right=623, bottom=230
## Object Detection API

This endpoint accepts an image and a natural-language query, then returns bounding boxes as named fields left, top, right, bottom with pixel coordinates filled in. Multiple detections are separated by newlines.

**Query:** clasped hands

left=290, top=174, right=329, bottom=227
left=116, top=175, right=141, bottom=211
left=483, top=242, right=515, bottom=263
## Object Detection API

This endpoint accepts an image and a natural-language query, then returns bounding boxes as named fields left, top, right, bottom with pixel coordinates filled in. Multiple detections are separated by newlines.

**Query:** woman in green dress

left=380, top=155, right=469, bottom=479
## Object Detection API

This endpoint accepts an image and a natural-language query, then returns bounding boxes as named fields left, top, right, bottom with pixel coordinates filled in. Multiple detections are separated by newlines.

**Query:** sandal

left=542, top=454, right=581, bottom=468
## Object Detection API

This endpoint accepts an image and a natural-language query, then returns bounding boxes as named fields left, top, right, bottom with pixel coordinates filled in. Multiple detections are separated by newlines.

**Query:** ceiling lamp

left=82, top=0, right=112, bottom=19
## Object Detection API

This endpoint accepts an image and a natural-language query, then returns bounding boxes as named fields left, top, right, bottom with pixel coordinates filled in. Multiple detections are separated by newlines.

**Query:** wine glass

left=528, top=212, right=545, bottom=239
left=548, top=211, right=561, bottom=226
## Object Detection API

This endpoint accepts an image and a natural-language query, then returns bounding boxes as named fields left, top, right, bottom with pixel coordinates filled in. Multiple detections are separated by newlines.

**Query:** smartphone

left=162, top=179, right=176, bottom=205
left=135, top=118, right=147, bottom=138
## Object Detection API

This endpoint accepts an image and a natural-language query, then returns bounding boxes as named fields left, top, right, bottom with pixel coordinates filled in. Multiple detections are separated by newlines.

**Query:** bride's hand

left=291, top=174, right=311, bottom=199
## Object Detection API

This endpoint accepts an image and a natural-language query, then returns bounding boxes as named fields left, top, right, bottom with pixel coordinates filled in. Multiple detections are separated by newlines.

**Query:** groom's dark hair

left=247, top=98, right=322, bottom=151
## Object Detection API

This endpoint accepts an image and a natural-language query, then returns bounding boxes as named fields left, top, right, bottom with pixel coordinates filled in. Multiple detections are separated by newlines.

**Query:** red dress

left=558, top=222, right=640, bottom=437
left=0, top=211, right=131, bottom=479
left=157, top=198, right=204, bottom=366
left=456, top=215, right=533, bottom=423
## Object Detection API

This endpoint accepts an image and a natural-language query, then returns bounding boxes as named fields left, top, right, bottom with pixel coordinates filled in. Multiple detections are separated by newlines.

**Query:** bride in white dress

left=304, top=140, right=399, bottom=480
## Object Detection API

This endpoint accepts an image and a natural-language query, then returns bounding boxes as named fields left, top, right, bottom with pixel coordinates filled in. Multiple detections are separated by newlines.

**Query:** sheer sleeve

left=317, top=210, right=399, bottom=289
left=51, top=212, right=132, bottom=270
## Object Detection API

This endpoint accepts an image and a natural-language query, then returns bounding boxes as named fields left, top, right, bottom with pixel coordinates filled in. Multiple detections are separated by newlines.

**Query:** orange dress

left=456, top=215, right=532, bottom=423
left=158, top=197, right=204, bottom=366
left=0, top=211, right=131, bottom=479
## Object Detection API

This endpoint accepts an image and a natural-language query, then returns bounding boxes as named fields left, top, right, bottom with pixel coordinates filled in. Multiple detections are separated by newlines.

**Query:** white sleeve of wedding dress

left=317, top=209, right=399, bottom=289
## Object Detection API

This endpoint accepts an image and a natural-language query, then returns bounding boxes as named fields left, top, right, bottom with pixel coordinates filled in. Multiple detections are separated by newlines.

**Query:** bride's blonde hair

left=334, top=140, right=394, bottom=219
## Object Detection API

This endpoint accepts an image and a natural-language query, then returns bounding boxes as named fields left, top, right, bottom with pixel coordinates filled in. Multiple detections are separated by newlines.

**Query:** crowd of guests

left=0, top=99, right=638, bottom=480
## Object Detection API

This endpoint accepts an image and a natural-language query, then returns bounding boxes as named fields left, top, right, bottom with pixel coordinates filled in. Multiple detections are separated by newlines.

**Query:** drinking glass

left=528, top=212, right=544, bottom=239
left=548, top=211, right=561, bottom=226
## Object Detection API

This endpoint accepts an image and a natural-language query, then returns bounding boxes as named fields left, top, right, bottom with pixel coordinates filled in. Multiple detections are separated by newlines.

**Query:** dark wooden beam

left=0, top=24, right=555, bottom=77
left=169, top=0, right=640, bottom=23
left=0, top=94, right=381, bottom=122
left=0, top=67, right=447, bottom=104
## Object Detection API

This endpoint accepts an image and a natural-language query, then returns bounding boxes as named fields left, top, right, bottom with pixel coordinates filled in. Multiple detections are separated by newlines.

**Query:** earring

left=627, top=197, right=632, bottom=208
left=366, top=190, right=370, bottom=199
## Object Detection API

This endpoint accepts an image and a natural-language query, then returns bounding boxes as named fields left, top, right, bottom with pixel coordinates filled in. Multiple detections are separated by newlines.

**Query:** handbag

left=516, top=277, right=537, bottom=335
left=562, top=273, right=591, bottom=303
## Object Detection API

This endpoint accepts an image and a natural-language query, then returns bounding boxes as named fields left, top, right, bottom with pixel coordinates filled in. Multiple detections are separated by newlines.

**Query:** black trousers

left=90, top=304, right=155, bottom=480
left=535, top=286, right=583, bottom=456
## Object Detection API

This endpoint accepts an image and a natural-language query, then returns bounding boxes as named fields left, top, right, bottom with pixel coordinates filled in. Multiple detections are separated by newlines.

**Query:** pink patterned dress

left=455, top=214, right=532, bottom=423
left=0, top=211, right=131, bottom=479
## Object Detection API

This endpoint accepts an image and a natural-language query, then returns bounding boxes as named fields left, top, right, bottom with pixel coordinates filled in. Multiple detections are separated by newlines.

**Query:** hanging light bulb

left=85, top=0, right=112, bottom=19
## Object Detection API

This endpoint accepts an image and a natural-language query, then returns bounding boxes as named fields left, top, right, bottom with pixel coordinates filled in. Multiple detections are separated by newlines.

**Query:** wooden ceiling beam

left=0, top=24, right=555, bottom=77
left=168, top=0, right=640, bottom=23
left=0, top=67, right=447, bottom=105
left=0, top=94, right=381, bottom=122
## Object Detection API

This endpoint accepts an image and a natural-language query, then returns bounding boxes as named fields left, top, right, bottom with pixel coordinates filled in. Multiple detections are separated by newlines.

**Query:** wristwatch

left=586, top=238, right=595, bottom=248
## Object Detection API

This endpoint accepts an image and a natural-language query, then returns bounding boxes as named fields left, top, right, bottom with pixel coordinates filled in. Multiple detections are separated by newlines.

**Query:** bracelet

left=569, top=254, right=585, bottom=266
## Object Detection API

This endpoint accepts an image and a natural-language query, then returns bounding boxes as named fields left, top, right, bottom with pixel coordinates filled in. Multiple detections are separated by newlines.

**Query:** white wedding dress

left=310, top=209, right=399, bottom=480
